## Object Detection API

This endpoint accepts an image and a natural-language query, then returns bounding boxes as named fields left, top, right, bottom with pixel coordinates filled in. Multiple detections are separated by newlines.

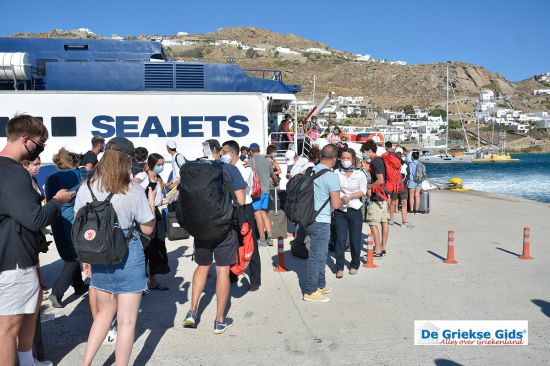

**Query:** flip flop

left=148, top=284, right=169, bottom=291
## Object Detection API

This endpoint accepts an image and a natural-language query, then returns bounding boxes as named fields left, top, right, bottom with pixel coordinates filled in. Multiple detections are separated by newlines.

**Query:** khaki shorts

left=366, top=201, right=389, bottom=226
left=0, top=265, right=39, bottom=315
left=390, top=189, right=408, bottom=201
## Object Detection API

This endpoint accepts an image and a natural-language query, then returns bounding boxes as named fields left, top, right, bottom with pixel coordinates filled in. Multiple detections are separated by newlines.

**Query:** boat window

left=0, top=117, right=8, bottom=137
left=51, top=117, right=77, bottom=137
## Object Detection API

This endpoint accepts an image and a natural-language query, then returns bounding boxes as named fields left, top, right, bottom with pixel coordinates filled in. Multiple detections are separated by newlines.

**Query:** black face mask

left=25, top=139, right=44, bottom=161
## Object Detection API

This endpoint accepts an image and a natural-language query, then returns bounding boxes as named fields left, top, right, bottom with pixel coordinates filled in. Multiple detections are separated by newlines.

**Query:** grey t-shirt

left=74, top=181, right=155, bottom=229
left=250, top=154, right=274, bottom=193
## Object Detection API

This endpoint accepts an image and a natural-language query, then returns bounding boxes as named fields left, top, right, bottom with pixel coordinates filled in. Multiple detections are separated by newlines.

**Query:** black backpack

left=72, top=181, right=130, bottom=264
left=176, top=160, right=235, bottom=244
left=285, top=167, right=330, bottom=226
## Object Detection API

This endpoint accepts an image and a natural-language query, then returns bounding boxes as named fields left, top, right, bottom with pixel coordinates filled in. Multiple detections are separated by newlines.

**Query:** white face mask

left=341, top=160, right=352, bottom=169
left=220, top=153, right=232, bottom=164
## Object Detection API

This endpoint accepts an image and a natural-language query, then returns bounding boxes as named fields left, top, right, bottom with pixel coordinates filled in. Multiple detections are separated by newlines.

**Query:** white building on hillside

left=534, top=89, right=550, bottom=96
left=480, top=89, right=495, bottom=101
left=275, top=47, right=300, bottom=56
left=305, top=48, right=331, bottom=55
left=356, top=54, right=372, bottom=62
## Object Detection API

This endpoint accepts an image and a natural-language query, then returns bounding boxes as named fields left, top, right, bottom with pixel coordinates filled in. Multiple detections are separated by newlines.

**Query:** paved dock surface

left=37, top=190, right=550, bottom=365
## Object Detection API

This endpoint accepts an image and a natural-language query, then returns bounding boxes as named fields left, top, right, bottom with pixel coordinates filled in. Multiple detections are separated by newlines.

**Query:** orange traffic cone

left=443, top=230, right=457, bottom=264
left=518, top=227, right=534, bottom=260
left=363, top=234, right=378, bottom=269
left=274, top=236, right=288, bottom=272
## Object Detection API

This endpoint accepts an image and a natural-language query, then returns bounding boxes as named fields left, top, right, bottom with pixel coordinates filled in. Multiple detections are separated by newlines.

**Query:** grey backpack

left=413, top=162, right=426, bottom=184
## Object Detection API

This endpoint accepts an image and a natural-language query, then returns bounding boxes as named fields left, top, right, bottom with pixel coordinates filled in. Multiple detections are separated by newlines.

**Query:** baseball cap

left=395, top=147, right=404, bottom=154
left=249, top=143, right=260, bottom=151
left=285, top=150, right=296, bottom=164
left=105, top=137, right=135, bottom=156
left=205, top=139, right=221, bottom=152
left=166, top=140, right=177, bottom=149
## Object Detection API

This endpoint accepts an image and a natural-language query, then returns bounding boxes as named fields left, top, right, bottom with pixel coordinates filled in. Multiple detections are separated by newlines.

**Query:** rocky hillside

left=10, top=27, right=550, bottom=113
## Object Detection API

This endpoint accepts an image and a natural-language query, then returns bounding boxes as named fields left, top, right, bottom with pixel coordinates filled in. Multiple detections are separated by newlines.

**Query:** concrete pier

left=37, top=190, right=550, bottom=365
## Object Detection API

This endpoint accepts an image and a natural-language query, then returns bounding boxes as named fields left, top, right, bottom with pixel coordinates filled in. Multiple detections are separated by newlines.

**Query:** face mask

left=220, top=153, right=232, bottom=164
left=24, top=139, right=44, bottom=161
left=362, top=153, right=369, bottom=160
left=28, top=165, right=40, bottom=176
left=341, top=160, right=352, bottom=169
left=153, top=165, right=164, bottom=174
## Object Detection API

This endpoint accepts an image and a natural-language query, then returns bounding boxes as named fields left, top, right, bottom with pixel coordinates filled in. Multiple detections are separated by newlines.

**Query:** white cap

left=166, top=140, right=177, bottom=149
left=285, top=150, right=296, bottom=164
left=395, top=147, right=404, bottom=154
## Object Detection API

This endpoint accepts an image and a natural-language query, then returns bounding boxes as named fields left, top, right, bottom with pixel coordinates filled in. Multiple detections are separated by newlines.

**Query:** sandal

left=148, top=284, right=169, bottom=291
left=373, top=252, right=384, bottom=258
left=336, top=270, right=344, bottom=279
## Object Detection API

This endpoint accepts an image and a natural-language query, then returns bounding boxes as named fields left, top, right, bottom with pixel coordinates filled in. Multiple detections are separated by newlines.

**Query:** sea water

left=426, top=154, right=550, bottom=203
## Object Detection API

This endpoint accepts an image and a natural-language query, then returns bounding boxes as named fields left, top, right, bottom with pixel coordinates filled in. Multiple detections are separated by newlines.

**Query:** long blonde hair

left=91, top=150, right=131, bottom=194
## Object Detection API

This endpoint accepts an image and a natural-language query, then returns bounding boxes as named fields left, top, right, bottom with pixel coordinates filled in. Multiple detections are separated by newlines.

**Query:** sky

left=1, top=0, right=548, bottom=81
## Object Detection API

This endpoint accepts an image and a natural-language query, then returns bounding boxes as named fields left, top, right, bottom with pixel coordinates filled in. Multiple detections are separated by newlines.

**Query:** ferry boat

left=0, top=37, right=301, bottom=166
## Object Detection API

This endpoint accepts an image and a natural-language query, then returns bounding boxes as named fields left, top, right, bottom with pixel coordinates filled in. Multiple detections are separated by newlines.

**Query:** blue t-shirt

left=44, top=168, right=83, bottom=260
left=312, top=164, right=340, bottom=224
left=222, top=162, right=246, bottom=191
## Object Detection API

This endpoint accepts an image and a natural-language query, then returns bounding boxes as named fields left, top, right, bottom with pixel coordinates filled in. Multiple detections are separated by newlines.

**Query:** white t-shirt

left=336, top=169, right=368, bottom=212
left=74, top=181, right=155, bottom=229
left=134, top=172, right=163, bottom=207
left=170, top=153, right=186, bottom=181
left=289, top=157, right=309, bottom=178
left=235, top=159, right=253, bottom=205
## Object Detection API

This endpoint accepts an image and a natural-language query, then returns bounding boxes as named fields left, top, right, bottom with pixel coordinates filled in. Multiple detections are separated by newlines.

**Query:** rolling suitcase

left=166, top=211, right=190, bottom=240
left=418, top=191, right=430, bottom=214
left=268, top=189, right=287, bottom=238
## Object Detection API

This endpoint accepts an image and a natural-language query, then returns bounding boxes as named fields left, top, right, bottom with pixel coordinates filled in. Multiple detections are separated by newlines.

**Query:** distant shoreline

left=435, top=188, right=550, bottom=207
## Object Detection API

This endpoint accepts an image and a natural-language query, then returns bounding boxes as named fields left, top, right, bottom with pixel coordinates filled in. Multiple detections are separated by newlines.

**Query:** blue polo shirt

left=312, top=164, right=340, bottom=224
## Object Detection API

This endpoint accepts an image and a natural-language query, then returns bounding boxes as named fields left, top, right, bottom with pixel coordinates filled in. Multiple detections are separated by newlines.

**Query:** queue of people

left=0, top=113, right=428, bottom=365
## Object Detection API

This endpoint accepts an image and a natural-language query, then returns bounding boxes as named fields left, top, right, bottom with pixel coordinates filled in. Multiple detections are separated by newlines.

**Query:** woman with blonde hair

left=74, top=137, right=155, bottom=366
left=44, top=148, right=88, bottom=308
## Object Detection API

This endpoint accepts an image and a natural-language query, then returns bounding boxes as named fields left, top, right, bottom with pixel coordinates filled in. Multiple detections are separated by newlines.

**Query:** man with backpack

left=0, top=114, right=74, bottom=366
left=287, top=145, right=342, bottom=303
left=248, top=143, right=275, bottom=246
left=80, top=136, right=105, bottom=172
left=180, top=139, right=246, bottom=334
left=166, top=140, right=187, bottom=191
left=389, top=147, right=411, bottom=228
left=361, top=140, right=390, bottom=257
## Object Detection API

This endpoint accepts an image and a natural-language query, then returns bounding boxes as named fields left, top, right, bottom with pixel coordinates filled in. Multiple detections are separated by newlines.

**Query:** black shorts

left=194, top=229, right=237, bottom=266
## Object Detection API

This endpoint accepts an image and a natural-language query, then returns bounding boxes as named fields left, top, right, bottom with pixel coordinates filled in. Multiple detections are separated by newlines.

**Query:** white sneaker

left=32, top=359, right=53, bottom=366
left=103, top=325, right=117, bottom=345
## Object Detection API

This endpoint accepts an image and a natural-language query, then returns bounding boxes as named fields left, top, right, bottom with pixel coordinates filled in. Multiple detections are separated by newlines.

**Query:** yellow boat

left=472, top=154, right=520, bottom=163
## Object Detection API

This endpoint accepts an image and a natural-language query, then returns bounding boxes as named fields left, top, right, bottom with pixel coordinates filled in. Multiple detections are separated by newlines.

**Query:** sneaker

left=258, top=239, right=268, bottom=247
left=388, top=219, right=394, bottom=226
left=48, top=294, right=63, bottom=308
left=401, top=222, right=413, bottom=229
left=303, top=291, right=330, bottom=303
left=266, top=235, right=274, bottom=247
left=317, top=287, right=332, bottom=295
left=214, top=318, right=234, bottom=334
left=103, top=325, right=117, bottom=345
left=249, top=283, right=261, bottom=292
left=183, top=310, right=198, bottom=328
left=32, top=359, right=53, bottom=366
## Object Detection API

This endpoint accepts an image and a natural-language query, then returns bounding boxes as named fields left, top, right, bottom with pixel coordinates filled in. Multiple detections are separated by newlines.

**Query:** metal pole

left=312, top=75, right=316, bottom=106
left=445, top=66, right=449, bottom=155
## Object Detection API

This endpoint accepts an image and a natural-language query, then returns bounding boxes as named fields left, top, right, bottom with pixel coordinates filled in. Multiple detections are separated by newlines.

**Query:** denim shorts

left=408, top=181, right=422, bottom=190
left=252, top=193, right=270, bottom=211
left=91, top=231, right=147, bottom=294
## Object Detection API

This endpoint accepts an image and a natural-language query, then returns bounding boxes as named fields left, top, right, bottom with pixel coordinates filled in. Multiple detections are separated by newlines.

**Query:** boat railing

left=268, top=131, right=315, bottom=159
left=245, top=69, right=283, bottom=82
